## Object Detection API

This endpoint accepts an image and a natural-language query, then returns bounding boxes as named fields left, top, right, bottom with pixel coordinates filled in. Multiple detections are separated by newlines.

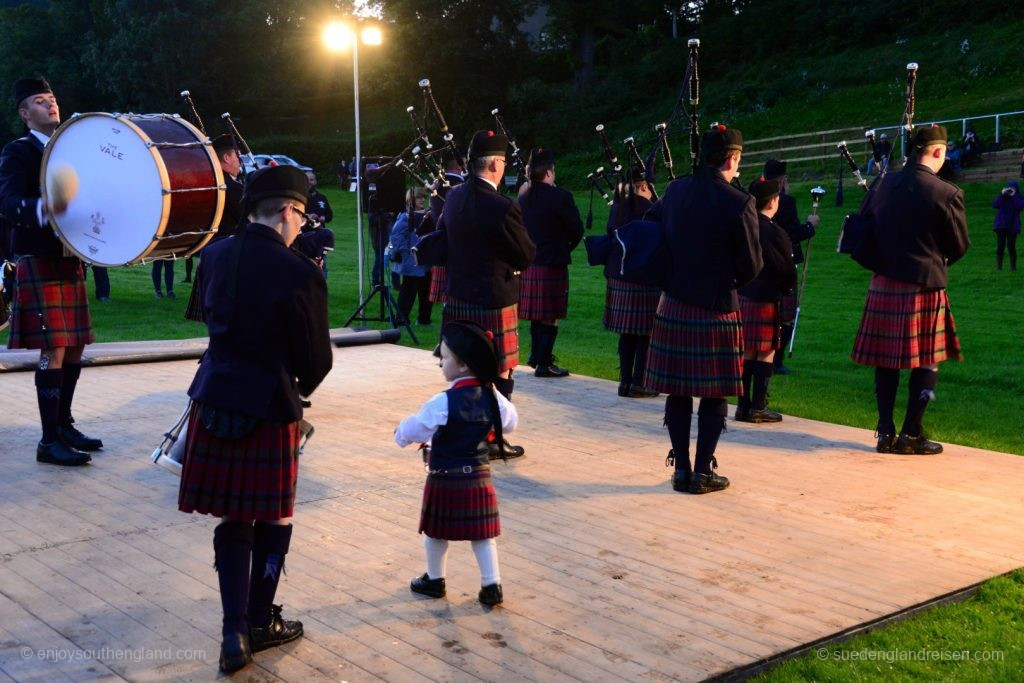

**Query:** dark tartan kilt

left=644, top=294, right=743, bottom=398
left=851, top=274, right=962, bottom=369
left=419, top=470, right=500, bottom=540
left=183, top=284, right=203, bottom=323
left=518, top=265, right=569, bottom=321
left=603, top=277, right=660, bottom=335
left=442, top=297, right=519, bottom=373
left=7, top=256, right=94, bottom=350
left=739, top=296, right=781, bottom=353
left=779, top=291, right=797, bottom=324
left=428, top=265, right=447, bottom=303
left=178, top=404, right=301, bottom=521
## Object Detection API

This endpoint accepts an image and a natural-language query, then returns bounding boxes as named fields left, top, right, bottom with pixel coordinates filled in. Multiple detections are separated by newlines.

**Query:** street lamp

left=323, top=19, right=382, bottom=305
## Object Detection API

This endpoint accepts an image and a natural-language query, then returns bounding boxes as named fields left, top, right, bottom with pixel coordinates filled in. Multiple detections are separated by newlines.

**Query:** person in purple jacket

left=992, top=180, right=1024, bottom=271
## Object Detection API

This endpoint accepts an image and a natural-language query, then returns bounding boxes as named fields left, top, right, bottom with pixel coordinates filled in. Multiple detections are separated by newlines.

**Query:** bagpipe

left=836, top=62, right=918, bottom=261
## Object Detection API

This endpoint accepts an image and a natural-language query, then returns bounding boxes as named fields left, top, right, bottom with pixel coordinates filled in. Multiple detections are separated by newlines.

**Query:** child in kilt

left=395, top=320, right=518, bottom=606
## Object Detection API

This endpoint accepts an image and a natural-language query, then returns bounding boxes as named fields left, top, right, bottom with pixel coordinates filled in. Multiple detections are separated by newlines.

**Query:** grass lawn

left=24, top=179, right=1023, bottom=680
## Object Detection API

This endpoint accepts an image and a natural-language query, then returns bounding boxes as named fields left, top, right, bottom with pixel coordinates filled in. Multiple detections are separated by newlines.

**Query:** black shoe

left=249, top=604, right=303, bottom=652
left=617, top=383, right=630, bottom=397
left=774, top=364, right=791, bottom=375
left=748, top=408, right=783, bottom=423
left=627, top=387, right=659, bottom=398
left=535, top=364, right=569, bottom=378
left=57, top=424, right=103, bottom=451
left=37, top=440, right=91, bottom=466
left=734, top=398, right=752, bottom=422
left=688, top=471, right=730, bottom=494
left=896, top=433, right=943, bottom=455
left=219, top=632, right=252, bottom=674
left=478, top=583, right=503, bottom=606
left=876, top=433, right=898, bottom=453
left=671, top=470, right=691, bottom=492
left=488, top=439, right=525, bottom=460
left=155, top=290, right=163, bottom=298
left=526, top=355, right=537, bottom=369
left=410, top=573, right=446, bottom=598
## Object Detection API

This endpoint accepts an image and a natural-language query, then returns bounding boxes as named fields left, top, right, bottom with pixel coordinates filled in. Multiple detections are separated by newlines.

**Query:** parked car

left=241, top=153, right=313, bottom=174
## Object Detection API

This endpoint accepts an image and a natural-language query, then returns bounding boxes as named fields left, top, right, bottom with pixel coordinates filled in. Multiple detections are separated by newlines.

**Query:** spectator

left=962, top=127, right=983, bottom=167
left=992, top=180, right=1024, bottom=271
left=390, top=188, right=433, bottom=326
left=152, top=260, right=175, bottom=298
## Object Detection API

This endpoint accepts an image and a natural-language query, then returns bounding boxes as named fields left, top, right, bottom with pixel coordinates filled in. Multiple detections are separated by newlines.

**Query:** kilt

left=428, top=265, right=447, bottom=303
left=779, top=291, right=797, bottom=324
left=178, top=403, right=301, bottom=521
left=603, top=277, right=660, bottom=335
left=739, top=296, right=781, bottom=353
left=644, top=294, right=743, bottom=398
left=851, top=274, right=962, bottom=369
left=518, top=265, right=568, bottom=321
left=419, top=470, right=500, bottom=540
left=442, top=297, right=519, bottom=373
left=7, top=256, right=94, bottom=350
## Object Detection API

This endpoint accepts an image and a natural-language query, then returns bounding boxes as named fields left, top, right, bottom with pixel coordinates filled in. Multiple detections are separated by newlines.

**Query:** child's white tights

left=424, top=535, right=501, bottom=586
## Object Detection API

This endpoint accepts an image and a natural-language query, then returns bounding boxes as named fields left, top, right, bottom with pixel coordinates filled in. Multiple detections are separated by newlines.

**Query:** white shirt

left=31, top=130, right=51, bottom=226
left=394, top=376, right=518, bottom=447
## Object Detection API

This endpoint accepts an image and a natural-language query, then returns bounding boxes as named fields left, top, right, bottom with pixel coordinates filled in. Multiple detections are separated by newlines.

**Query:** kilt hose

left=7, top=256, right=94, bottom=350
left=178, top=403, right=301, bottom=521
left=739, top=296, right=782, bottom=353
left=644, top=294, right=743, bottom=398
left=442, top=297, right=520, bottom=373
left=851, top=274, right=962, bottom=369
left=518, top=265, right=569, bottom=321
left=428, top=265, right=447, bottom=303
left=419, top=470, right=500, bottom=541
left=604, top=277, right=660, bottom=335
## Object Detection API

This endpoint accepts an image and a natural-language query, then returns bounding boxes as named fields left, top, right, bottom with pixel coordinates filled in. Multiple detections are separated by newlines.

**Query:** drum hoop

left=40, top=112, right=226, bottom=265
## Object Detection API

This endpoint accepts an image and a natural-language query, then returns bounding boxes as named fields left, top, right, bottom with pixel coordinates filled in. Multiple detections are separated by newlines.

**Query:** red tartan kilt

left=419, top=470, right=500, bottom=540
left=644, top=294, right=743, bottom=397
left=7, top=256, right=94, bottom=349
left=779, top=291, right=797, bottom=324
left=442, top=298, right=519, bottom=373
left=851, top=274, right=962, bottom=369
left=739, top=296, right=781, bottom=353
left=604, top=277, right=660, bottom=334
left=428, top=265, right=447, bottom=303
left=178, top=404, right=300, bottom=521
left=518, top=265, right=568, bottom=320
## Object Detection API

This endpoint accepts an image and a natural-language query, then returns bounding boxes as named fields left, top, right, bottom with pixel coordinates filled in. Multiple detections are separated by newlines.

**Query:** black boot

left=35, top=369, right=89, bottom=465
left=57, top=363, right=103, bottom=451
left=897, top=368, right=941, bottom=454
left=749, top=361, right=782, bottom=423
left=534, top=324, right=569, bottom=377
left=735, top=360, right=754, bottom=422
left=664, top=396, right=693, bottom=492
left=690, top=399, right=729, bottom=494
left=489, top=377, right=525, bottom=458
left=617, top=334, right=636, bottom=397
left=248, top=523, right=303, bottom=652
left=527, top=321, right=540, bottom=368
left=214, top=521, right=254, bottom=673
left=874, top=368, right=900, bottom=452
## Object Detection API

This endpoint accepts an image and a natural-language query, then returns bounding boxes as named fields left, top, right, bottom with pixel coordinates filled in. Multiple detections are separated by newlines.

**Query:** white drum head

left=43, top=113, right=168, bottom=266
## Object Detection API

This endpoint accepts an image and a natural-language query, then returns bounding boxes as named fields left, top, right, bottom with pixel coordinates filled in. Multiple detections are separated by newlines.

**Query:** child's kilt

left=644, top=294, right=743, bottom=398
left=603, top=277, right=660, bottom=335
left=419, top=469, right=500, bottom=540
left=178, top=403, right=301, bottom=521
left=739, top=296, right=781, bottom=353
left=442, top=297, right=519, bottom=373
left=518, top=265, right=568, bottom=321
left=851, top=274, right=962, bottom=369
left=428, top=265, right=447, bottom=303
left=7, top=256, right=94, bottom=350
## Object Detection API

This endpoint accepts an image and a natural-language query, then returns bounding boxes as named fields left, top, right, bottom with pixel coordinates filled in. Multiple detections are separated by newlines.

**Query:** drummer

left=0, top=76, right=101, bottom=466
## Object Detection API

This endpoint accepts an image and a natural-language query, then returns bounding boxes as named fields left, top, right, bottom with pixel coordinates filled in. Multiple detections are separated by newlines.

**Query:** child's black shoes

left=410, top=573, right=446, bottom=598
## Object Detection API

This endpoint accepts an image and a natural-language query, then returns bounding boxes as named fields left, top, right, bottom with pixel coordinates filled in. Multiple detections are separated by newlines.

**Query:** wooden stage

left=1, top=342, right=1022, bottom=681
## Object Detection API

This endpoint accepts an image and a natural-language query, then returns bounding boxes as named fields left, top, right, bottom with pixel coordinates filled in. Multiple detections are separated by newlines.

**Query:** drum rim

left=40, top=112, right=225, bottom=266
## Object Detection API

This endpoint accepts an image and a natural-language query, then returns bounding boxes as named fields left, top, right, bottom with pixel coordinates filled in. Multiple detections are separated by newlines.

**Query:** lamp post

left=324, top=21, right=382, bottom=306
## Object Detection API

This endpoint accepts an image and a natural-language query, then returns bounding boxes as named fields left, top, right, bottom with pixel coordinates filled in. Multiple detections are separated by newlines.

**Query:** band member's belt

left=425, top=463, right=491, bottom=475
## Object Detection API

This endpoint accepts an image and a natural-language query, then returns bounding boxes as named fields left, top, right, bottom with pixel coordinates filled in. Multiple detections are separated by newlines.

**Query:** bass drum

left=41, top=112, right=225, bottom=267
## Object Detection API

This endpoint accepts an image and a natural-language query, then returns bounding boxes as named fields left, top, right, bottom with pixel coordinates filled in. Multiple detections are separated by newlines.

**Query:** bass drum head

left=42, top=112, right=169, bottom=267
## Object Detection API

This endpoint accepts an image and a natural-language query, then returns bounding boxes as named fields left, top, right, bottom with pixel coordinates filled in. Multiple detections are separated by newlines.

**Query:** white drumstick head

left=46, top=162, right=79, bottom=215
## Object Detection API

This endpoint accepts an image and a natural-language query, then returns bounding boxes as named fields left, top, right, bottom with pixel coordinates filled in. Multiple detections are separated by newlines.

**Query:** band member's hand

left=806, top=214, right=821, bottom=228
left=46, top=163, right=78, bottom=215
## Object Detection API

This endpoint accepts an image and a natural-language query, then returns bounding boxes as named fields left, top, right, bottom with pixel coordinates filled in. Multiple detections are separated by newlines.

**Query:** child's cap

left=441, top=320, right=499, bottom=383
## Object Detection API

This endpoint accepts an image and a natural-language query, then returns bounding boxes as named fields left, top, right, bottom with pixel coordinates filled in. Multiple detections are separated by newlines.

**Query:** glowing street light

left=322, top=19, right=382, bottom=305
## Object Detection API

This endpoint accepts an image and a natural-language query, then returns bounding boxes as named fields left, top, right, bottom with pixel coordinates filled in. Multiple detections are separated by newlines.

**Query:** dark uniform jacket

left=0, top=134, right=63, bottom=257
left=214, top=174, right=244, bottom=240
left=438, top=177, right=535, bottom=308
left=307, top=188, right=333, bottom=224
left=774, top=193, right=814, bottom=264
left=603, top=194, right=653, bottom=280
left=739, top=214, right=796, bottom=302
left=188, top=223, right=333, bottom=423
left=518, top=182, right=584, bottom=266
left=646, top=169, right=762, bottom=312
left=865, top=162, right=969, bottom=288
